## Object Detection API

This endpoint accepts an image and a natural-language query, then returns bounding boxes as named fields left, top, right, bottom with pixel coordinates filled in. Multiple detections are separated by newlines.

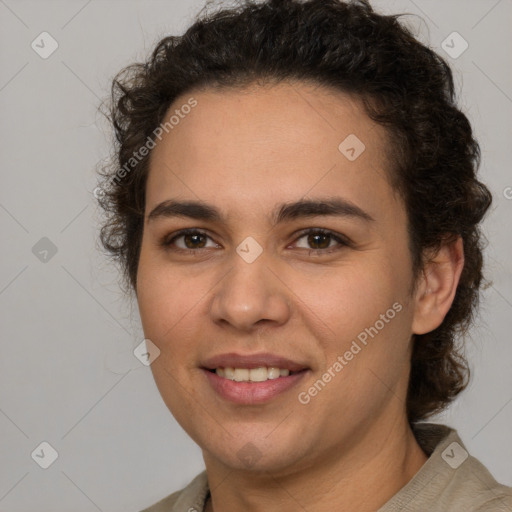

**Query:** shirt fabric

left=140, top=423, right=512, bottom=511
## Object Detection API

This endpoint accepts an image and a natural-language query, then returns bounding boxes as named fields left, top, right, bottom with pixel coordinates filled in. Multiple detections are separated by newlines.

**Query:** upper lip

left=201, top=352, right=309, bottom=372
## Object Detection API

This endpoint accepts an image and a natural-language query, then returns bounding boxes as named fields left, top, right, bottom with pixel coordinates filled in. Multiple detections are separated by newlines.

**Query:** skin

left=136, top=81, right=464, bottom=512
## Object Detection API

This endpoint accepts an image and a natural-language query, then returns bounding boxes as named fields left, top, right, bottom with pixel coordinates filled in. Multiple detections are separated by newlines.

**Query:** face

left=136, top=81, right=420, bottom=475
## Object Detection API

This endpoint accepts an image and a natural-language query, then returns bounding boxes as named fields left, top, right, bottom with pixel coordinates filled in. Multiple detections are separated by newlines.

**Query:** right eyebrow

left=147, top=200, right=222, bottom=223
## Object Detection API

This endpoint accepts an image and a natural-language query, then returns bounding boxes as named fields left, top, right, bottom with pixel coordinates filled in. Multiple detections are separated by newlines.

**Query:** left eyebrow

left=274, top=197, right=375, bottom=224
left=146, top=197, right=375, bottom=225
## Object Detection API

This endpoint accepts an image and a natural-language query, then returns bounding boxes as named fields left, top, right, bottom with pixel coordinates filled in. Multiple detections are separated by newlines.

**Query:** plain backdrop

left=0, top=1, right=511, bottom=510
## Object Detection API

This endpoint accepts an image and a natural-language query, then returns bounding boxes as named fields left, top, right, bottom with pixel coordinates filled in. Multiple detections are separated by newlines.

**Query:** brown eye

left=162, top=229, right=218, bottom=251
left=182, top=233, right=207, bottom=249
left=293, top=229, right=350, bottom=253
left=307, top=232, right=331, bottom=249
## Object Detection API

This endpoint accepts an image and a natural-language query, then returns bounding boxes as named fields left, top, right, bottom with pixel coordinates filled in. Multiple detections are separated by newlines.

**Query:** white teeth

left=249, top=367, right=267, bottom=382
left=214, top=366, right=295, bottom=381
left=267, top=367, right=281, bottom=380
left=233, top=368, right=249, bottom=382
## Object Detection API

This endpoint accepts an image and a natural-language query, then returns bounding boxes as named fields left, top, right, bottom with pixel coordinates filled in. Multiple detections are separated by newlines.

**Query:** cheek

left=136, top=259, right=206, bottom=423
left=136, top=252, right=202, bottom=339
left=291, top=260, right=413, bottom=403
left=292, top=262, right=400, bottom=344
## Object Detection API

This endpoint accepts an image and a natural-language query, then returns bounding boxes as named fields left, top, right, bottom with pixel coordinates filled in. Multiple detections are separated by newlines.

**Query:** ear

left=411, top=236, right=464, bottom=335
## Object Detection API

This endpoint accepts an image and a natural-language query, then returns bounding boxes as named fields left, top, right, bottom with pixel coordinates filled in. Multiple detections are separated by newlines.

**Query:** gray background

left=0, top=0, right=511, bottom=510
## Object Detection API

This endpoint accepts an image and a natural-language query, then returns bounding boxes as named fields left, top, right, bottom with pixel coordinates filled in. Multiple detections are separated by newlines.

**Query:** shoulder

left=449, top=451, right=512, bottom=511
left=139, top=489, right=182, bottom=512
left=422, top=423, right=512, bottom=510
left=140, top=471, right=209, bottom=512
left=380, top=423, right=512, bottom=512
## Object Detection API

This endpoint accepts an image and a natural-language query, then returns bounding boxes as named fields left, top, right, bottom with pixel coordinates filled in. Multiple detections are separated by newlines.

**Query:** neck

left=203, top=417, right=428, bottom=512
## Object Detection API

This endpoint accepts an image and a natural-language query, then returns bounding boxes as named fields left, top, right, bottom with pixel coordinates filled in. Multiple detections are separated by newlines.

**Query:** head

left=98, top=0, right=491, bottom=472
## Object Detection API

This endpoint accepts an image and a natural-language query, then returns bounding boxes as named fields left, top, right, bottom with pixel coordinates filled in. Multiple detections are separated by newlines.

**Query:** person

left=96, top=0, right=512, bottom=510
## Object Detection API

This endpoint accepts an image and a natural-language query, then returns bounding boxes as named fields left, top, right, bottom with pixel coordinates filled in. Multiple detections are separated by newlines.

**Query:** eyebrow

left=147, top=197, right=375, bottom=225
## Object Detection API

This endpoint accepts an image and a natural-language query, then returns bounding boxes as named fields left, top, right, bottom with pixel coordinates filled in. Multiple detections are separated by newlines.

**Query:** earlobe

left=411, top=237, right=464, bottom=335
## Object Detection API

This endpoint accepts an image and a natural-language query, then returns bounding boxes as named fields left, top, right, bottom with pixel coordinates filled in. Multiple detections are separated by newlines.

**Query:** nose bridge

left=210, top=246, right=291, bottom=330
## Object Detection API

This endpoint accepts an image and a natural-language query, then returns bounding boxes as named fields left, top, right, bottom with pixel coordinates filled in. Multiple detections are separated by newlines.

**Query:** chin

left=202, top=429, right=311, bottom=474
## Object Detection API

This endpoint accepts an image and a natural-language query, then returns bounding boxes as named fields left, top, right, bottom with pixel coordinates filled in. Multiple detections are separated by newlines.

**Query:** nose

left=209, top=252, right=291, bottom=331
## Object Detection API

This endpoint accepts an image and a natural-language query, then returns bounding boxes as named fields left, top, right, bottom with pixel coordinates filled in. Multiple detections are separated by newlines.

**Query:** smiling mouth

left=205, top=367, right=307, bottom=382
left=202, top=363, right=309, bottom=404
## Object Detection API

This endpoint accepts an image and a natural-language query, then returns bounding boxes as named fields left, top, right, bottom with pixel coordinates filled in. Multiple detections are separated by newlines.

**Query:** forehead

left=146, top=81, right=398, bottom=220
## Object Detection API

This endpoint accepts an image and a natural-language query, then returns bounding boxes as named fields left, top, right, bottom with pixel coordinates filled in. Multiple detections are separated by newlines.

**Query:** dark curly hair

left=97, top=0, right=492, bottom=423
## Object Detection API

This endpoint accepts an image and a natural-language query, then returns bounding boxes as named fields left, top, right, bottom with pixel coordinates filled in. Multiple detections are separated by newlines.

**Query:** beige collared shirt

left=141, top=423, right=512, bottom=511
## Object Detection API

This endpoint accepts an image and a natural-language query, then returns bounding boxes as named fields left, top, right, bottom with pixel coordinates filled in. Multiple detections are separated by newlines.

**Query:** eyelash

left=160, top=228, right=351, bottom=255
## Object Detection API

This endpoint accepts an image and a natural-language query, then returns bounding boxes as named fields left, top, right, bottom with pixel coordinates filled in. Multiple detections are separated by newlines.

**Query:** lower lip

left=202, top=369, right=308, bottom=405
